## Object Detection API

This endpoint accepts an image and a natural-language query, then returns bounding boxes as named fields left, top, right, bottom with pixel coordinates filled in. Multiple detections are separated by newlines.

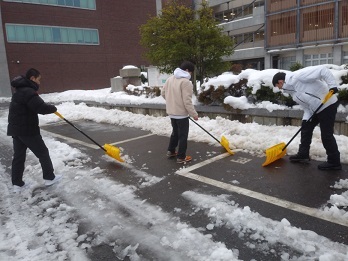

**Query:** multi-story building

left=266, top=0, right=348, bottom=70
left=199, top=0, right=266, bottom=70
left=2, top=0, right=346, bottom=97
left=200, top=0, right=347, bottom=71
left=0, top=0, right=158, bottom=96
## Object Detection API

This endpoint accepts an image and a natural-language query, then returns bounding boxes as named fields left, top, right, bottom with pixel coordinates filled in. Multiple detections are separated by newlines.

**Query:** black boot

left=318, top=162, right=342, bottom=170
left=289, top=153, right=310, bottom=163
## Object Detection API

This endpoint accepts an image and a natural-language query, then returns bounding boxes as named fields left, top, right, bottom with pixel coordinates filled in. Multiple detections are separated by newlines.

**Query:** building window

left=340, top=2, right=348, bottom=38
left=214, top=1, right=264, bottom=23
left=5, top=24, right=99, bottom=45
left=254, top=30, right=265, bottom=41
left=268, top=11, right=297, bottom=46
left=280, top=56, right=296, bottom=70
left=231, top=30, right=265, bottom=45
left=304, top=53, right=333, bottom=66
left=270, top=13, right=296, bottom=37
left=232, top=34, right=244, bottom=45
left=3, top=0, right=96, bottom=10
left=343, top=51, right=348, bottom=65
left=301, top=3, right=335, bottom=42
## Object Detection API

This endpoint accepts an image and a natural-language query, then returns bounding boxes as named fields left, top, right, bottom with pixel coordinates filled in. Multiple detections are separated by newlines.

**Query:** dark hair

left=180, top=61, right=195, bottom=73
left=25, top=68, right=40, bottom=79
left=272, top=72, right=286, bottom=87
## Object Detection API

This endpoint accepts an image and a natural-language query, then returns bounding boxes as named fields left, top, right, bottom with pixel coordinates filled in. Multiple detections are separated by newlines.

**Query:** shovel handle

left=282, top=90, right=334, bottom=151
left=189, top=117, right=220, bottom=144
left=54, top=111, right=106, bottom=152
left=55, top=111, right=64, bottom=119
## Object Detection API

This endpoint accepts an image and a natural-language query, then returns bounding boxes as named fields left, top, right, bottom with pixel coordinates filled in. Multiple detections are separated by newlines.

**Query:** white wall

left=147, top=66, right=171, bottom=87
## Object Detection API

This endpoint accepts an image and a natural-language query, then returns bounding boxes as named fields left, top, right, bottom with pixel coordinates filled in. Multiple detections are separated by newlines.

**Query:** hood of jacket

left=281, top=72, right=296, bottom=94
left=11, top=75, right=39, bottom=91
left=174, top=68, right=191, bottom=80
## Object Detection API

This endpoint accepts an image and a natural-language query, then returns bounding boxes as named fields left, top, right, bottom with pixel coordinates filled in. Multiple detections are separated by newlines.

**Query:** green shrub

left=125, top=86, right=161, bottom=98
left=198, top=85, right=222, bottom=105
left=198, top=79, right=247, bottom=105
left=338, top=88, right=348, bottom=104
left=128, top=68, right=348, bottom=108
left=230, top=64, right=243, bottom=75
left=339, top=71, right=348, bottom=104
left=254, top=86, right=279, bottom=103
left=341, top=72, right=348, bottom=85
left=289, top=62, right=304, bottom=72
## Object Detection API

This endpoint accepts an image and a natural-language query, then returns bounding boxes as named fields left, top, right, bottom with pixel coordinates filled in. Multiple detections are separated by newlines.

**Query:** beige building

left=197, top=0, right=348, bottom=70
left=197, top=0, right=266, bottom=70
left=266, top=0, right=348, bottom=69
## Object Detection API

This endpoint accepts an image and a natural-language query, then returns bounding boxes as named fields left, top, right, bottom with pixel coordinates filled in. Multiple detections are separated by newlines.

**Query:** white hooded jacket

left=281, top=65, right=338, bottom=120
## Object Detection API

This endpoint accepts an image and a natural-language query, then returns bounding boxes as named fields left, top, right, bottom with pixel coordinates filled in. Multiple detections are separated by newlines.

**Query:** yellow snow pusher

left=262, top=91, right=334, bottom=167
left=189, top=118, right=234, bottom=155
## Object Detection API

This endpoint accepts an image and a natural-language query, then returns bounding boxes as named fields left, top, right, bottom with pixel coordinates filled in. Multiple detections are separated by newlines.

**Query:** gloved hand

left=329, top=87, right=339, bottom=94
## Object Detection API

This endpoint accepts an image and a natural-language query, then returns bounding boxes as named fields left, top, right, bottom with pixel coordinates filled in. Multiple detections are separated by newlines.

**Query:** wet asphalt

left=1, top=96, right=347, bottom=260
left=36, top=118, right=348, bottom=260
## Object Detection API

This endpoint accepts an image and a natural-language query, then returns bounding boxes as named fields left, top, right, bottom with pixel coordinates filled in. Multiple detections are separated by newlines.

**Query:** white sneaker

left=44, top=175, right=62, bottom=186
left=13, top=185, right=22, bottom=193
left=13, top=182, right=31, bottom=193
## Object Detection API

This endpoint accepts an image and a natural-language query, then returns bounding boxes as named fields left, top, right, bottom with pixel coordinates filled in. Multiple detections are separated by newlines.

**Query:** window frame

left=5, top=23, right=100, bottom=45
left=2, top=0, right=96, bottom=10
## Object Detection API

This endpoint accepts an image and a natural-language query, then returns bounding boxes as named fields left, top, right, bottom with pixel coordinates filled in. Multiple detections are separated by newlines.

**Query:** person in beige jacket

left=161, top=61, right=198, bottom=163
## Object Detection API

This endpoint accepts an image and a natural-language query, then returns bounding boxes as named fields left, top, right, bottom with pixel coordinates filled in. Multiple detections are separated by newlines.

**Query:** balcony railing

left=301, top=0, right=328, bottom=6
left=341, top=25, right=348, bottom=38
left=302, top=27, right=334, bottom=42
left=268, top=33, right=296, bottom=46
left=268, top=0, right=297, bottom=13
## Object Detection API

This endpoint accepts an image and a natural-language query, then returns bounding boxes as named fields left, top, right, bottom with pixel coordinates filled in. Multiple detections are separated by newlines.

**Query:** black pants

left=11, top=135, right=55, bottom=186
left=299, top=101, right=340, bottom=164
left=168, top=117, right=189, bottom=159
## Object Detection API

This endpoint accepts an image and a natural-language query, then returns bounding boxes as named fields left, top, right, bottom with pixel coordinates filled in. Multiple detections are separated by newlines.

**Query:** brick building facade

left=0, top=0, right=158, bottom=96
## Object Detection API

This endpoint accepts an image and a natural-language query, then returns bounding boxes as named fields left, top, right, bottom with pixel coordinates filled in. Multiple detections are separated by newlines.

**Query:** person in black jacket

left=8, top=68, right=62, bottom=192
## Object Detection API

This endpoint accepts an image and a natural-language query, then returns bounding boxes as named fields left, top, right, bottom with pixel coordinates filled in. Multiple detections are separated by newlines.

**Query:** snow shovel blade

left=104, top=143, right=124, bottom=162
left=220, top=136, right=234, bottom=155
left=55, top=112, right=124, bottom=163
left=262, top=142, right=287, bottom=167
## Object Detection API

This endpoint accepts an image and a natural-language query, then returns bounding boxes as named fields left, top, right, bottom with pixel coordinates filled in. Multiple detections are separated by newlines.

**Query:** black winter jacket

left=7, top=76, right=57, bottom=136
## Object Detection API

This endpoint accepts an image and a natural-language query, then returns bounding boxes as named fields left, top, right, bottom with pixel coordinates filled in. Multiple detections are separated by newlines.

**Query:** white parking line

left=109, top=133, right=155, bottom=145
left=43, top=130, right=155, bottom=149
left=176, top=156, right=348, bottom=228
left=42, top=130, right=98, bottom=149
left=178, top=152, right=231, bottom=172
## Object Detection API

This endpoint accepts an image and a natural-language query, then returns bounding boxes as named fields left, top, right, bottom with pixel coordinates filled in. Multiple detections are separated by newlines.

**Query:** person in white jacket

left=161, top=61, right=199, bottom=163
left=272, top=65, right=341, bottom=170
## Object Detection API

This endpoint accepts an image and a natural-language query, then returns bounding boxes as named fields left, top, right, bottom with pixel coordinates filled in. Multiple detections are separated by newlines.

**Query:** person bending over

left=272, top=65, right=341, bottom=170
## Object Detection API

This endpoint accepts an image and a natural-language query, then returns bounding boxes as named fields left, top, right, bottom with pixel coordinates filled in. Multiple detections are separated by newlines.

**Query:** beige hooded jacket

left=161, top=68, right=198, bottom=119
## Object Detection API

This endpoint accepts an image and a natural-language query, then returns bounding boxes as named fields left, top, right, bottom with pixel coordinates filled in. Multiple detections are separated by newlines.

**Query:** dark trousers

left=168, top=117, right=189, bottom=159
left=299, top=101, right=340, bottom=164
left=11, top=135, right=55, bottom=186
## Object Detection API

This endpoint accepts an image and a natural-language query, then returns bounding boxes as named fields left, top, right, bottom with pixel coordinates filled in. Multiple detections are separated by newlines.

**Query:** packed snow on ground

left=0, top=66, right=347, bottom=260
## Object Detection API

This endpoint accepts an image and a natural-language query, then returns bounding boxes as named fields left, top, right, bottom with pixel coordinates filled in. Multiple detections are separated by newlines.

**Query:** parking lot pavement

left=39, top=120, right=348, bottom=259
